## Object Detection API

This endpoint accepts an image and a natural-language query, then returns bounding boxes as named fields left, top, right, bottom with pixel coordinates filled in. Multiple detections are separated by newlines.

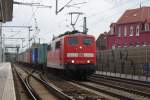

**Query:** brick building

left=97, top=7, right=150, bottom=50
left=96, top=32, right=107, bottom=50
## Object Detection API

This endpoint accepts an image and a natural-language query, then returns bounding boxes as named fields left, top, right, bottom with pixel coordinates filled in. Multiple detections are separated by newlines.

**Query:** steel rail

left=25, top=75, right=41, bottom=100
left=21, top=66, right=74, bottom=100
left=14, top=67, right=38, bottom=100
left=92, top=74, right=150, bottom=88
left=89, top=77, right=150, bottom=98
left=74, top=81, right=133, bottom=100
left=35, top=74, right=74, bottom=100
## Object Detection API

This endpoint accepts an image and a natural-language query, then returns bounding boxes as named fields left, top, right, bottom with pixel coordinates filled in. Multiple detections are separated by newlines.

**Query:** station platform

left=0, top=62, right=16, bottom=100
left=96, top=71, right=150, bottom=82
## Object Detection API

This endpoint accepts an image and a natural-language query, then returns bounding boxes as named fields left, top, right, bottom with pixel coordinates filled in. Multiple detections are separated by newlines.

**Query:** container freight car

left=28, top=49, right=32, bottom=63
left=18, top=44, right=47, bottom=68
left=18, top=49, right=32, bottom=65
left=18, top=52, right=24, bottom=63
left=38, top=43, right=48, bottom=69
left=24, top=49, right=32, bottom=64
left=31, top=44, right=48, bottom=69
left=96, top=46, right=150, bottom=76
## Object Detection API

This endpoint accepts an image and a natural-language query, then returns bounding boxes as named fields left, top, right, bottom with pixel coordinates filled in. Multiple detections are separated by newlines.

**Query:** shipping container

left=38, top=43, right=48, bottom=64
left=28, top=49, right=32, bottom=63
left=32, top=48, right=38, bottom=64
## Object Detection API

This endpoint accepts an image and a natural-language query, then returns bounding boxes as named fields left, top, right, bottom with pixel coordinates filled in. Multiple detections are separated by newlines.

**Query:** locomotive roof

left=52, top=30, right=94, bottom=42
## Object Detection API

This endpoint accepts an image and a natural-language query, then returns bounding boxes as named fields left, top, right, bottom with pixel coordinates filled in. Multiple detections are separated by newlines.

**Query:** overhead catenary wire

left=13, top=0, right=51, bottom=41
left=85, top=0, right=132, bottom=19
left=90, top=0, right=150, bottom=28
left=79, top=0, right=140, bottom=23
left=56, top=0, right=138, bottom=33
left=56, top=0, right=73, bottom=14
left=3, top=0, right=150, bottom=48
left=6, top=31, right=22, bottom=38
left=13, top=1, right=52, bottom=8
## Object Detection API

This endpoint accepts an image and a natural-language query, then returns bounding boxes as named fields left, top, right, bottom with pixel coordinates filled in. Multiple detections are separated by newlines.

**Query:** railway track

left=12, top=64, right=31, bottom=100
left=15, top=64, right=150, bottom=100
left=14, top=64, right=109, bottom=100
left=44, top=72, right=108, bottom=100
left=85, top=74, right=150, bottom=100
left=73, top=81, right=133, bottom=100
left=92, top=74, right=150, bottom=87
left=13, top=64, right=73, bottom=100
left=91, top=74, right=150, bottom=96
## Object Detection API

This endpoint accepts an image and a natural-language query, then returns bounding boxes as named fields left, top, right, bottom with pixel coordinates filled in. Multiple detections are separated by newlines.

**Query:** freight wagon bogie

left=64, top=64, right=96, bottom=79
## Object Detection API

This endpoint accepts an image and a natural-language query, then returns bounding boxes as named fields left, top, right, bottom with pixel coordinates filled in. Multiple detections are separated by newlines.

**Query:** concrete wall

left=97, top=47, right=150, bottom=76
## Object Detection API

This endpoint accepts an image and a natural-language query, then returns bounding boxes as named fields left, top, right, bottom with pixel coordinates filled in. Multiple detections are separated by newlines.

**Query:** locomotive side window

left=83, top=38, right=92, bottom=45
left=47, top=45, right=51, bottom=51
left=55, top=41, right=60, bottom=49
left=68, top=37, right=78, bottom=45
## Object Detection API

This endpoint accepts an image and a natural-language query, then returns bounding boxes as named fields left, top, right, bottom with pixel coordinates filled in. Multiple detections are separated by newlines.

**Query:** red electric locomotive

left=47, top=31, right=96, bottom=78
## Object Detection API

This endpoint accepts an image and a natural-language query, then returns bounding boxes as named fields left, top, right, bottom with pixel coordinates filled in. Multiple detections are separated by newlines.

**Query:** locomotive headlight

left=79, top=46, right=82, bottom=49
left=87, top=60, right=90, bottom=63
left=71, top=60, right=75, bottom=63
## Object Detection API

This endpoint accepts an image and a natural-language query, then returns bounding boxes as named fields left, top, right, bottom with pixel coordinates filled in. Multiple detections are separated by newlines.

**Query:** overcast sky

left=2, top=0, right=150, bottom=52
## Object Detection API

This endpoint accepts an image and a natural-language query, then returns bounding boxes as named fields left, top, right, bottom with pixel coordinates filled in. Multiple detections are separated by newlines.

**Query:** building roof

left=110, top=23, right=116, bottom=27
left=117, top=7, right=150, bottom=24
left=0, top=0, right=13, bottom=22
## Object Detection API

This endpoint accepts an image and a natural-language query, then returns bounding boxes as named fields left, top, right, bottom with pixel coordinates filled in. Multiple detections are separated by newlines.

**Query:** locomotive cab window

left=68, top=37, right=78, bottom=45
left=83, top=38, right=92, bottom=45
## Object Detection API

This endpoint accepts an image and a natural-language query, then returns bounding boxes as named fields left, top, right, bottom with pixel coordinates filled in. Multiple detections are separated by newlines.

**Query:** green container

left=38, top=43, right=48, bottom=64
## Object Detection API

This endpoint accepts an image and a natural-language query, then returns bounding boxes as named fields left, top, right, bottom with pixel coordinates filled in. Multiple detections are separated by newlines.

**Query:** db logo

left=78, top=53, right=84, bottom=57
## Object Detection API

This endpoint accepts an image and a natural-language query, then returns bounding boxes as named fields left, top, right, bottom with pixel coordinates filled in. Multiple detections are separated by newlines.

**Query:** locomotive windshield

left=83, top=38, right=92, bottom=45
left=68, top=37, right=78, bottom=45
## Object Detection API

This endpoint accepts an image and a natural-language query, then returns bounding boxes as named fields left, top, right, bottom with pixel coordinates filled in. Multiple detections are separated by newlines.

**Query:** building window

left=110, top=27, right=114, bottom=35
left=136, top=25, right=140, bottom=36
left=142, top=42, right=147, bottom=46
left=124, top=26, right=127, bottom=36
left=124, top=43, right=127, bottom=48
left=142, top=23, right=145, bottom=30
left=129, top=37, right=133, bottom=47
left=117, top=38, right=122, bottom=48
left=130, top=26, right=133, bottom=36
left=112, top=44, right=115, bottom=49
left=123, top=38, right=127, bottom=47
left=118, top=27, right=121, bottom=37
left=130, top=42, right=133, bottom=47
left=118, top=45, right=121, bottom=48
left=136, top=42, right=140, bottom=47
left=145, top=23, right=149, bottom=31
